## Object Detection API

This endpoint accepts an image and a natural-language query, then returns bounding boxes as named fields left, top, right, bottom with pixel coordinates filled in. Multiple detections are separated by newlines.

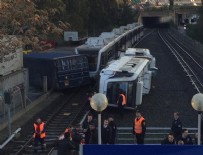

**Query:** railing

left=116, top=127, right=198, bottom=144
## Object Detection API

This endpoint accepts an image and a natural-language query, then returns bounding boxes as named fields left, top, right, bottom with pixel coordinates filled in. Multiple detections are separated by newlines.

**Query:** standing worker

left=57, top=132, right=75, bottom=155
left=108, top=116, right=117, bottom=144
left=101, top=119, right=111, bottom=144
left=33, top=118, right=46, bottom=153
left=117, top=93, right=126, bottom=116
left=133, top=110, right=146, bottom=144
left=171, top=112, right=182, bottom=140
left=82, top=114, right=94, bottom=144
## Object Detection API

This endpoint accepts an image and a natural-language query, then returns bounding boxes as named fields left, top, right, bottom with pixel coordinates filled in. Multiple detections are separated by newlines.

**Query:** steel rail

left=158, top=30, right=203, bottom=93
left=13, top=88, right=81, bottom=155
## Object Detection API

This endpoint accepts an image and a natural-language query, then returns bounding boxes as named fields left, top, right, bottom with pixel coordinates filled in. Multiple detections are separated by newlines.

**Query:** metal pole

left=43, top=76, right=48, bottom=93
left=0, top=128, right=21, bottom=149
left=8, top=104, right=11, bottom=137
left=98, top=112, right=101, bottom=144
left=198, top=112, right=201, bottom=145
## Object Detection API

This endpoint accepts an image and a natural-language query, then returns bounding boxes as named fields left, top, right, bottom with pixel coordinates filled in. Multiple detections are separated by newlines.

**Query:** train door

left=106, top=81, right=137, bottom=108
left=106, top=82, right=126, bottom=106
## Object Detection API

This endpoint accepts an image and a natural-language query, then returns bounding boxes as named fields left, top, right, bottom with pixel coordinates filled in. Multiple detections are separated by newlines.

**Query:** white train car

left=99, top=56, right=153, bottom=109
left=75, top=23, right=144, bottom=78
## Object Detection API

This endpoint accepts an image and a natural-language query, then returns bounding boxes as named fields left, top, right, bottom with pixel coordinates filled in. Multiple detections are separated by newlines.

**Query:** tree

left=0, top=0, right=139, bottom=50
left=65, top=0, right=90, bottom=37
left=169, top=0, right=174, bottom=10
left=117, top=1, right=137, bottom=26
left=0, top=0, right=69, bottom=50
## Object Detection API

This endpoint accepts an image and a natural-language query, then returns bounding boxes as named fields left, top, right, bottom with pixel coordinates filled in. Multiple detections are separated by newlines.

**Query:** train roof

left=101, top=56, right=149, bottom=76
left=76, top=23, right=143, bottom=50
left=23, top=52, right=80, bottom=60
left=76, top=37, right=108, bottom=49
left=125, top=48, right=151, bottom=56
left=32, top=47, right=76, bottom=53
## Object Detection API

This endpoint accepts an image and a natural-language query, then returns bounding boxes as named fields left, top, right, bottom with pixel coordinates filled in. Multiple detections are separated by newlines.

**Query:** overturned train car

left=24, top=52, right=90, bottom=90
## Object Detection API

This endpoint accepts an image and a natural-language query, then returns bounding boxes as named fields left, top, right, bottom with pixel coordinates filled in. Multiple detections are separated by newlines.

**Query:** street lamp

left=191, top=93, right=203, bottom=145
left=90, top=93, right=108, bottom=144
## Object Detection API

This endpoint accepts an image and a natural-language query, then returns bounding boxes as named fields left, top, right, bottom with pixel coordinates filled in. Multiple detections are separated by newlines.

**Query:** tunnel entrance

left=142, top=16, right=170, bottom=28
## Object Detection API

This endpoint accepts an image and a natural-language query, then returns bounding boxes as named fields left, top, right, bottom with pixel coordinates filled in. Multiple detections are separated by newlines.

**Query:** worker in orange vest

left=133, top=110, right=146, bottom=144
left=33, top=118, right=46, bottom=153
left=117, top=93, right=126, bottom=116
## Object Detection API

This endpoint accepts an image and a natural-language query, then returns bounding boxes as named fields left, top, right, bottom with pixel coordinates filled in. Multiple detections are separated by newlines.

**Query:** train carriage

left=24, top=52, right=90, bottom=90
left=99, top=51, right=156, bottom=109
left=75, top=23, right=144, bottom=78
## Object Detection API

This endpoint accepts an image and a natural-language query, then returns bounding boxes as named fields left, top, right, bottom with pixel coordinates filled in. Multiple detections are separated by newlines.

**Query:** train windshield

left=77, top=49, right=99, bottom=71
left=106, top=81, right=137, bottom=108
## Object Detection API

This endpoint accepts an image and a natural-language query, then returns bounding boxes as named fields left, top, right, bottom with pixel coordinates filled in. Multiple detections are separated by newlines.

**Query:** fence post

left=7, top=104, right=11, bottom=137
left=43, top=76, right=48, bottom=93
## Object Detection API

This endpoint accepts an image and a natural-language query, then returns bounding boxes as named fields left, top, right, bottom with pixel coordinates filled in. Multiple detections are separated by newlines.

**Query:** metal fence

left=0, top=69, right=27, bottom=125
left=0, top=85, right=25, bottom=124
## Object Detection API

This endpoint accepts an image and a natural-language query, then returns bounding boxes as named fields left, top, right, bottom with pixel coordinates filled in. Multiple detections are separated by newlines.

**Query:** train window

left=107, top=49, right=114, bottom=61
left=56, top=60, right=63, bottom=71
left=121, top=37, right=126, bottom=50
left=76, top=57, right=82, bottom=68
left=76, top=49, right=99, bottom=71
left=101, top=52, right=108, bottom=69
left=61, top=59, right=70, bottom=71
left=61, top=59, right=67, bottom=71
left=70, top=58, right=77, bottom=70
left=82, top=57, right=89, bottom=68
left=114, top=44, right=120, bottom=59
left=118, top=40, right=122, bottom=49
left=87, top=54, right=98, bottom=71
left=67, top=59, right=71, bottom=70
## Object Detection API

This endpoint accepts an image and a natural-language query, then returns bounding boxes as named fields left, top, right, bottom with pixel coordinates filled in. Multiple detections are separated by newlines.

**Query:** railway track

left=158, top=29, right=203, bottom=93
left=2, top=87, right=89, bottom=155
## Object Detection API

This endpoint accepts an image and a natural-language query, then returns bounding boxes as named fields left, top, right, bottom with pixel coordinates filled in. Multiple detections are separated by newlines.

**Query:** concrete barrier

left=81, top=145, right=203, bottom=155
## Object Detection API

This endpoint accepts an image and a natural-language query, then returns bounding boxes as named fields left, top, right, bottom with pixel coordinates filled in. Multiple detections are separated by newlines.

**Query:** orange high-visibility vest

left=134, top=117, right=145, bottom=134
left=33, top=122, right=45, bottom=139
left=119, top=94, right=126, bottom=106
